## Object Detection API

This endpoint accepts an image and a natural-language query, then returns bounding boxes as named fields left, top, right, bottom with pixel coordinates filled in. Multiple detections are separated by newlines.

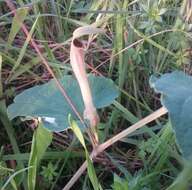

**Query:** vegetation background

left=0, top=0, right=192, bottom=189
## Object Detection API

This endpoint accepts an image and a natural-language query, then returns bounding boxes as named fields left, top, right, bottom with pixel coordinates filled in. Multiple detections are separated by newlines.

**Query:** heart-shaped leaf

left=150, top=71, right=192, bottom=159
left=8, top=74, right=119, bottom=132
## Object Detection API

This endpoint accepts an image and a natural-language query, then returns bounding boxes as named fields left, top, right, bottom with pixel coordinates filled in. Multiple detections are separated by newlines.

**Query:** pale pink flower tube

left=70, top=38, right=99, bottom=128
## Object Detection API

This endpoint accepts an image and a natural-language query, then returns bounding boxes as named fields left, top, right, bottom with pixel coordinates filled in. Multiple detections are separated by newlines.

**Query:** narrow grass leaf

left=69, top=117, right=86, bottom=149
left=7, top=16, right=39, bottom=81
left=7, top=8, right=28, bottom=47
left=3, top=151, right=84, bottom=161
left=0, top=54, right=2, bottom=96
left=128, top=21, right=176, bottom=57
left=70, top=119, right=102, bottom=190
left=86, top=151, right=102, bottom=190
left=2, top=166, right=32, bottom=190
left=28, top=122, right=52, bottom=190
left=166, top=162, right=192, bottom=190
left=112, top=174, right=128, bottom=190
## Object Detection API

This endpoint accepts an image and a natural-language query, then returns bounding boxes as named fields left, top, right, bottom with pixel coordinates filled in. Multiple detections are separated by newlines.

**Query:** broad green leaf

left=28, top=122, right=52, bottom=190
left=7, top=75, right=119, bottom=131
left=7, top=8, right=28, bottom=47
left=150, top=71, right=192, bottom=159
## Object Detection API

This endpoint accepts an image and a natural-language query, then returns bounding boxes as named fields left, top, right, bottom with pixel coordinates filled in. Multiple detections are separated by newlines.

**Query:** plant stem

left=63, top=106, right=168, bottom=190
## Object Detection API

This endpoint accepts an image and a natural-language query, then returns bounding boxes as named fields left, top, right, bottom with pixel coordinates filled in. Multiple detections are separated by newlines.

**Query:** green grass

left=0, top=0, right=191, bottom=189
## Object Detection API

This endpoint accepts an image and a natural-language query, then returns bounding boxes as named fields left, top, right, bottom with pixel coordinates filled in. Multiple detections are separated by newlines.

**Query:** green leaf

left=150, top=71, right=192, bottom=159
left=69, top=117, right=86, bottom=149
left=28, top=122, right=52, bottom=190
left=166, top=161, right=192, bottom=190
left=8, top=16, right=39, bottom=78
left=112, top=174, right=128, bottom=190
left=2, top=166, right=32, bottom=190
left=0, top=54, right=2, bottom=95
left=69, top=119, right=102, bottom=190
left=86, top=151, right=102, bottom=190
left=8, top=75, right=119, bottom=131
left=7, top=8, right=28, bottom=47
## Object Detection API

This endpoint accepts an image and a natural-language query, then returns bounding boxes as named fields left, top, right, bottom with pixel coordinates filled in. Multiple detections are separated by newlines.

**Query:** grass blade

left=27, top=122, right=52, bottom=190
left=69, top=117, right=102, bottom=190
left=7, top=16, right=39, bottom=81
left=7, top=7, right=28, bottom=47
